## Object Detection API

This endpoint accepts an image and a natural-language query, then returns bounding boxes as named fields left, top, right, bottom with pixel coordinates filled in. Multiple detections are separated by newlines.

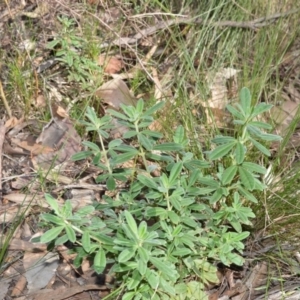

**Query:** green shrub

left=37, top=87, right=281, bottom=299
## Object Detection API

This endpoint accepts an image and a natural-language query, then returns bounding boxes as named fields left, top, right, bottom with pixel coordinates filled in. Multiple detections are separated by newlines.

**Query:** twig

left=0, top=81, right=12, bottom=118
left=0, top=119, right=6, bottom=201
left=101, top=8, right=300, bottom=47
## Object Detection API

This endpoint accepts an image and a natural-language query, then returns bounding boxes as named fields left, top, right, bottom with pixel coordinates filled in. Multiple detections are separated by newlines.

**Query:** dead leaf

left=3, top=193, right=51, bottom=208
left=5, top=117, right=24, bottom=130
left=23, top=251, right=59, bottom=293
left=270, top=100, right=300, bottom=136
left=9, top=238, right=47, bottom=252
left=28, top=284, right=107, bottom=300
left=98, top=55, right=124, bottom=74
left=204, top=67, right=240, bottom=126
left=11, top=276, right=27, bottom=297
left=11, top=138, right=54, bottom=156
left=0, top=278, right=10, bottom=300
left=33, top=117, right=81, bottom=169
left=35, top=94, right=47, bottom=108
left=0, top=204, right=29, bottom=223
left=95, top=79, right=136, bottom=109
left=51, top=103, right=69, bottom=119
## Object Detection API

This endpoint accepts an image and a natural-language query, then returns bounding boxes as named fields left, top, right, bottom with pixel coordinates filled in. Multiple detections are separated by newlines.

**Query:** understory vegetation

left=1, top=0, right=300, bottom=299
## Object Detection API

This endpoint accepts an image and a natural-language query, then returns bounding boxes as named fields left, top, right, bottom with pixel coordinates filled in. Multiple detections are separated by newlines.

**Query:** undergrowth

left=36, top=87, right=281, bottom=299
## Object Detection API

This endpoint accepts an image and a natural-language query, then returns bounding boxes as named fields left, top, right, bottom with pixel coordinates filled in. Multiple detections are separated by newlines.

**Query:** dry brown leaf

left=35, top=94, right=47, bottom=108
left=23, top=251, right=59, bottom=293
left=98, top=55, right=124, bottom=74
left=95, top=79, right=136, bottom=109
left=28, top=284, right=107, bottom=300
left=3, top=193, right=50, bottom=207
left=9, top=238, right=47, bottom=252
left=11, top=276, right=27, bottom=297
left=0, top=204, right=29, bottom=223
left=204, top=68, right=240, bottom=126
left=51, top=103, right=69, bottom=118
left=5, top=117, right=24, bottom=130
left=33, top=117, right=81, bottom=169
left=11, top=138, right=54, bottom=156
left=270, top=100, right=300, bottom=136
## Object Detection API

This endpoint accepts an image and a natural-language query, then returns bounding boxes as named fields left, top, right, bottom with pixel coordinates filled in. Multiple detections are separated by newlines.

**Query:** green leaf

left=153, top=143, right=183, bottom=152
left=123, top=130, right=138, bottom=138
left=235, top=142, right=245, bottom=164
left=258, top=132, right=282, bottom=141
left=107, top=176, right=116, bottom=190
left=76, top=206, right=95, bottom=216
left=94, top=248, right=106, bottom=274
left=149, top=257, right=177, bottom=281
left=71, top=151, right=93, bottom=161
left=40, top=226, right=64, bottom=243
left=240, top=87, right=251, bottom=115
left=143, top=101, right=165, bottom=116
left=137, top=258, right=147, bottom=276
left=107, top=109, right=129, bottom=120
left=45, top=194, right=60, bottom=215
left=251, top=103, right=273, bottom=117
left=138, top=247, right=149, bottom=263
left=250, top=138, right=270, bottom=156
left=239, top=167, right=255, bottom=190
left=209, top=142, right=236, bottom=160
left=122, top=292, right=135, bottom=300
left=226, top=104, right=245, bottom=120
left=242, top=162, right=266, bottom=174
left=141, top=129, right=163, bottom=139
left=127, top=270, right=142, bottom=290
left=65, top=225, right=76, bottom=243
left=212, top=135, right=236, bottom=144
left=172, top=248, right=191, bottom=257
left=82, top=231, right=91, bottom=253
left=118, top=248, right=136, bottom=263
left=136, top=98, right=144, bottom=114
left=238, top=186, right=258, bottom=203
left=249, top=121, right=272, bottom=130
left=108, top=139, right=123, bottom=149
left=209, top=188, right=223, bottom=204
left=173, top=125, right=185, bottom=143
left=113, top=152, right=137, bottom=164
left=63, top=200, right=73, bottom=218
left=159, top=276, right=176, bottom=295
left=124, top=210, right=138, bottom=235
left=82, top=141, right=101, bottom=151
left=181, top=217, right=198, bottom=228
left=145, top=207, right=167, bottom=217
left=139, top=133, right=153, bottom=151
left=55, top=234, right=68, bottom=245
left=137, top=174, right=158, bottom=189
left=169, top=162, right=183, bottom=186
left=170, top=196, right=181, bottom=211
left=168, top=211, right=180, bottom=224
left=221, top=165, right=237, bottom=185
left=41, top=214, right=64, bottom=226
left=145, top=269, right=160, bottom=289
left=172, top=225, right=182, bottom=236
left=197, top=177, right=219, bottom=188
left=138, top=221, right=148, bottom=240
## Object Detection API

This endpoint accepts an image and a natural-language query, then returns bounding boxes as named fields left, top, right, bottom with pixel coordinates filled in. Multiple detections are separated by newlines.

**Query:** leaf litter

left=1, top=0, right=300, bottom=299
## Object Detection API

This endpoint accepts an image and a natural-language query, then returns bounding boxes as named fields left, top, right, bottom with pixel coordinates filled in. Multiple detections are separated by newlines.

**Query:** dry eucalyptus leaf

left=270, top=100, right=300, bottom=136
left=5, top=117, right=24, bottom=130
left=23, top=251, right=59, bottom=293
left=33, top=117, right=81, bottom=169
left=98, top=55, right=124, bottom=74
left=95, top=79, right=136, bottom=109
left=204, top=68, right=240, bottom=126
